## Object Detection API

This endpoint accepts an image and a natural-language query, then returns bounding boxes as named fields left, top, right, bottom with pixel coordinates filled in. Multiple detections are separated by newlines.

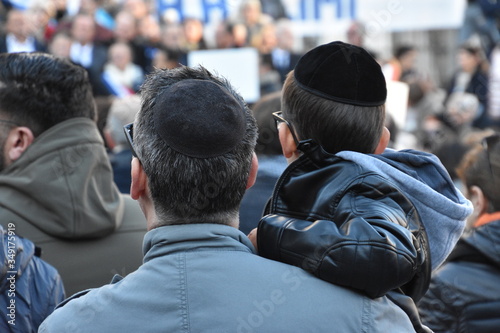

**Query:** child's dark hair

left=282, top=71, right=385, bottom=154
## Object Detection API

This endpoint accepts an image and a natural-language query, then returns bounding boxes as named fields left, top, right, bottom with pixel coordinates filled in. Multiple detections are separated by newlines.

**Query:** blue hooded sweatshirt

left=337, top=148, right=473, bottom=271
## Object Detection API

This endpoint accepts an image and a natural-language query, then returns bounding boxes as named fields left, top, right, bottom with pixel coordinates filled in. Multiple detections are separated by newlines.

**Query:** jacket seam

left=178, top=253, right=190, bottom=332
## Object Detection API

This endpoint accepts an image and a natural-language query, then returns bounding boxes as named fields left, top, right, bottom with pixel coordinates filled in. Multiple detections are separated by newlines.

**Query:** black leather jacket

left=257, top=141, right=431, bottom=301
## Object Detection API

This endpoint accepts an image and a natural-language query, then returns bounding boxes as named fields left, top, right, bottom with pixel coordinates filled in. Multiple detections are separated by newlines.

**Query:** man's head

left=71, top=13, right=97, bottom=45
left=6, top=9, right=29, bottom=41
left=130, top=66, right=258, bottom=229
left=281, top=41, right=388, bottom=156
left=0, top=52, right=96, bottom=171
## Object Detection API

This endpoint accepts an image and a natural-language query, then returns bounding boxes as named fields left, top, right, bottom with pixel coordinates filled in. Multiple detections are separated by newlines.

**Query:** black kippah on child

left=152, top=79, right=247, bottom=158
left=294, top=41, right=387, bottom=107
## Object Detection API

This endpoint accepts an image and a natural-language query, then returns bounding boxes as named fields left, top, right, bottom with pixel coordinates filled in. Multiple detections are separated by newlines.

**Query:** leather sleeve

left=258, top=214, right=418, bottom=299
left=257, top=177, right=427, bottom=299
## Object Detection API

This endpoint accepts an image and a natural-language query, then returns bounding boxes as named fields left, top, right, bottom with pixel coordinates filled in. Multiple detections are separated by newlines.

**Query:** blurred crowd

left=2, top=0, right=500, bottom=186
left=0, top=0, right=301, bottom=97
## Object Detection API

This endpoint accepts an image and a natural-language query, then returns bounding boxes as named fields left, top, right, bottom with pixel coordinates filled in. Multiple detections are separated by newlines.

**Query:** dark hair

left=0, top=52, right=96, bottom=137
left=135, top=66, right=258, bottom=225
left=253, top=91, right=282, bottom=155
left=457, top=134, right=500, bottom=212
left=395, top=45, right=415, bottom=60
left=282, top=71, right=385, bottom=154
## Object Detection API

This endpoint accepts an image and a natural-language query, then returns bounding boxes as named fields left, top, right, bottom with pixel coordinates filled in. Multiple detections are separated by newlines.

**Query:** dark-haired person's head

left=281, top=41, right=389, bottom=156
left=457, top=133, right=500, bottom=219
left=0, top=52, right=96, bottom=172
left=130, top=66, right=258, bottom=229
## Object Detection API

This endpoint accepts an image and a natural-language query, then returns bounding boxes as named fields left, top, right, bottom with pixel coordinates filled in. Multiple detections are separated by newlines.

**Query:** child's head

left=282, top=41, right=387, bottom=154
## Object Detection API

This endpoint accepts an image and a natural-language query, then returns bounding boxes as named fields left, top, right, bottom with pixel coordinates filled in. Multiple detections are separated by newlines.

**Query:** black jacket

left=418, top=218, right=500, bottom=332
left=257, top=141, right=431, bottom=301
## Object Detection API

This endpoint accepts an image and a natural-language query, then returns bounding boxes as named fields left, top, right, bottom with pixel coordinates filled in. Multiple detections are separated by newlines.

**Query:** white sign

left=356, top=0, right=467, bottom=32
left=385, top=80, right=409, bottom=131
left=187, top=48, right=260, bottom=103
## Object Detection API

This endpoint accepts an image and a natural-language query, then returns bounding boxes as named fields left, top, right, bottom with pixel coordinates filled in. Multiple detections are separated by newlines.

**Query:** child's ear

left=374, top=127, right=390, bottom=155
left=278, top=124, right=298, bottom=159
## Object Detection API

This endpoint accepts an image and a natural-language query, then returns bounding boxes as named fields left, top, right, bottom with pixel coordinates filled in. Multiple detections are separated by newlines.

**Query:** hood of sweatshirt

left=337, top=148, right=473, bottom=271
left=0, top=118, right=124, bottom=239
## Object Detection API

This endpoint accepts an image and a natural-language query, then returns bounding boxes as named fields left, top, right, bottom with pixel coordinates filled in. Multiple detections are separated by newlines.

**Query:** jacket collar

left=142, top=224, right=256, bottom=261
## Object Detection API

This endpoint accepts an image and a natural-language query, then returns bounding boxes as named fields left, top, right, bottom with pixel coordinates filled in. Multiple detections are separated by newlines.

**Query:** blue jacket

left=39, top=224, right=417, bottom=333
left=0, top=225, right=64, bottom=333
left=418, top=217, right=500, bottom=332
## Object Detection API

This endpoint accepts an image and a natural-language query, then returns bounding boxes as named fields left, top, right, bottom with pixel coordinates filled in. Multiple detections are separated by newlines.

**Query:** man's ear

left=4, top=127, right=34, bottom=163
left=246, top=152, right=258, bottom=189
left=374, top=127, right=390, bottom=155
left=278, top=123, right=298, bottom=160
left=130, top=158, right=148, bottom=200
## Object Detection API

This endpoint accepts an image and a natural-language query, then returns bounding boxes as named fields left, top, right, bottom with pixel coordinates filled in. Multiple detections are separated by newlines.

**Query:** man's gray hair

left=134, top=66, right=258, bottom=226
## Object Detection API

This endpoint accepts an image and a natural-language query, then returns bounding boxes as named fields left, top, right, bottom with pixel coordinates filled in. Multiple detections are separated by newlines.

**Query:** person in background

left=214, top=20, right=236, bottom=49
left=39, top=65, right=417, bottom=333
left=112, top=10, right=149, bottom=73
left=459, top=0, right=500, bottom=57
left=446, top=44, right=490, bottom=129
left=239, top=91, right=287, bottom=234
left=0, top=8, right=47, bottom=53
left=0, top=225, right=65, bottom=333
left=151, top=46, right=181, bottom=69
left=104, top=95, right=141, bottom=194
left=239, top=0, right=272, bottom=46
left=421, top=92, right=482, bottom=181
left=382, top=44, right=419, bottom=83
left=0, top=52, right=146, bottom=296
left=418, top=132, right=500, bottom=332
left=102, top=41, right=144, bottom=96
left=260, top=19, right=302, bottom=84
left=48, top=31, right=72, bottom=58
left=179, top=17, right=207, bottom=53
left=69, top=12, right=111, bottom=96
left=136, top=14, right=163, bottom=71
left=26, top=0, right=58, bottom=42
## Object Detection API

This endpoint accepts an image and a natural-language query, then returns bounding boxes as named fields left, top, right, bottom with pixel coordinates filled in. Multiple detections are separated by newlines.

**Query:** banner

left=157, top=0, right=466, bottom=31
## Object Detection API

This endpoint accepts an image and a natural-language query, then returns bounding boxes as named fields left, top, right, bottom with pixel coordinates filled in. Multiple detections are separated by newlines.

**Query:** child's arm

left=255, top=175, right=430, bottom=301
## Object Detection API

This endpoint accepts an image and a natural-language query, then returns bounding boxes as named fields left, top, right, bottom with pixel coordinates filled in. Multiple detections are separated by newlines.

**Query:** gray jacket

left=40, top=224, right=417, bottom=333
left=0, top=118, right=147, bottom=295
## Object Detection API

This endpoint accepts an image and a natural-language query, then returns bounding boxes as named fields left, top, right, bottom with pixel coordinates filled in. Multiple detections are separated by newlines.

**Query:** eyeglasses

left=482, top=133, right=499, bottom=181
left=123, top=123, right=139, bottom=158
left=272, top=111, right=299, bottom=146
